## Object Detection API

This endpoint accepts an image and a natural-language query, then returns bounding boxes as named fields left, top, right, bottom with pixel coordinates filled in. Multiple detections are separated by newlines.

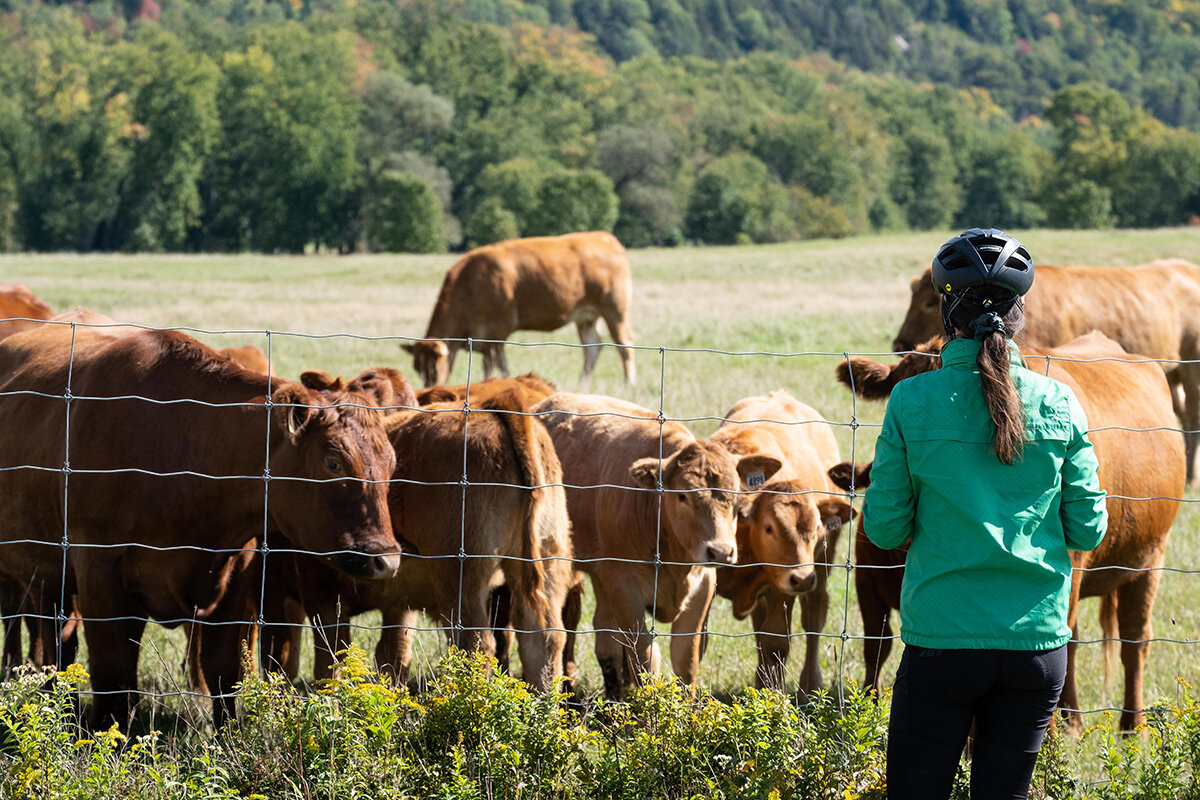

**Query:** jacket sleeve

left=1060, top=392, right=1107, bottom=552
left=863, top=386, right=916, bottom=551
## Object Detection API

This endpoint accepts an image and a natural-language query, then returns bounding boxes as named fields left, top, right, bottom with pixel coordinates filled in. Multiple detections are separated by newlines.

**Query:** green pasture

left=3, top=227, right=1200, bottom=729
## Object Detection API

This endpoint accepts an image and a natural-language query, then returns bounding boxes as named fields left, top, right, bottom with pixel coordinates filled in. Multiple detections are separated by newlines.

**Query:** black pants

left=887, top=644, right=1067, bottom=800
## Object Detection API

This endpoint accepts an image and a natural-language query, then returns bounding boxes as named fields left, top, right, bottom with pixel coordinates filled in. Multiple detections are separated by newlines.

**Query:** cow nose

left=336, top=545, right=401, bottom=579
left=705, top=543, right=736, bottom=565
left=892, top=338, right=909, bottom=353
left=789, top=570, right=816, bottom=594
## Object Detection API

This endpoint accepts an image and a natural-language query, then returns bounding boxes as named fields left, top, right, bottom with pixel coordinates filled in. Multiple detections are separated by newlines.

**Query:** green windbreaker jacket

left=862, top=337, right=1108, bottom=650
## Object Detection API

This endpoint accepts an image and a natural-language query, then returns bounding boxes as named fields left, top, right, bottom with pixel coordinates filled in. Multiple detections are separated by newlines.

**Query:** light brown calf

left=707, top=390, right=852, bottom=694
left=533, top=391, right=780, bottom=700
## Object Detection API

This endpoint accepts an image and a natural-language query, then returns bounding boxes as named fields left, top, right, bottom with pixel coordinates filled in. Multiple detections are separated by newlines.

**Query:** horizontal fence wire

left=0, top=318, right=1193, bottom=724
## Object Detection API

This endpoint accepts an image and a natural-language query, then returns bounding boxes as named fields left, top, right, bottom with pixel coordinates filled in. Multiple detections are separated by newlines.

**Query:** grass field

left=4, top=227, right=1200, bottom=731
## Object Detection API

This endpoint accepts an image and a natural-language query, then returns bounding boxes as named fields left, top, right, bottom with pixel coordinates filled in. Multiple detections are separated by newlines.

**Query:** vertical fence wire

left=55, top=321, right=79, bottom=672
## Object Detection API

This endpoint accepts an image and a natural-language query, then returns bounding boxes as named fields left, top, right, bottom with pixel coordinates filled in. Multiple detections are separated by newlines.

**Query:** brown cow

left=403, top=231, right=635, bottom=387
left=893, top=260, right=1200, bottom=485
left=707, top=390, right=853, bottom=694
left=261, top=377, right=574, bottom=693
left=533, top=391, right=781, bottom=700
left=835, top=332, right=1184, bottom=730
left=0, top=325, right=402, bottom=728
left=415, top=372, right=557, bottom=406
left=0, top=283, right=53, bottom=340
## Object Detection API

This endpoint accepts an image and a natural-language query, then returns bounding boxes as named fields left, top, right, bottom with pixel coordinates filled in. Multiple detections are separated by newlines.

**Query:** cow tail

left=483, top=387, right=551, bottom=627
left=1099, top=591, right=1118, bottom=691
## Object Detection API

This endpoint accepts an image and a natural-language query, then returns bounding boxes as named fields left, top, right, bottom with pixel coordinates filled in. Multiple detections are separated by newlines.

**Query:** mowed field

left=3, top=227, right=1200, bottom=728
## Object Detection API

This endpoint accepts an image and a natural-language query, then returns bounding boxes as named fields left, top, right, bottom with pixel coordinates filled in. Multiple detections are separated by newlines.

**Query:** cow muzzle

left=704, top=541, right=737, bottom=565
left=780, top=567, right=817, bottom=595
left=892, top=337, right=912, bottom=353
left=336, top=543, right=401, bottom=579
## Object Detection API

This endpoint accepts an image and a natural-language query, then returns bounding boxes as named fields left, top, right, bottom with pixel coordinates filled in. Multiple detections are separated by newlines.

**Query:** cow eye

left=324, top=456, right=344, bottom=475
left=676, top=493, right=688, bottom=505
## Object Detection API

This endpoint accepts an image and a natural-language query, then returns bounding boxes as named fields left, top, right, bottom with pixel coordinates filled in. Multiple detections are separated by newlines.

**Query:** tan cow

left=893, top=260, right=1200, bottom=484
left=0, top=283, right=53, bottom=340
left=836, top=332, right=1183, bottom=730
left=707, top=390, right=853, bottom=694
left=0, top=325, right=402, bottom=728
left=533, top=391, right=781, bottom=699
left=260, top=377, right=574, bottom=692
left=403, top=231, right=635, bottom=387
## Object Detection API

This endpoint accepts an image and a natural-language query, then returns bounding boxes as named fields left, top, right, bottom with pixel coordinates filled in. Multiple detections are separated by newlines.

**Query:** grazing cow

left=0, top=284, right=53, bottom=340
left=533, top=391, right=781, bottom=700
left=893, top=260, right=1200, bottom=485
left=261, top=376, right=574, bottom=693
left=835, top=332, right=1184, bottom=730
left=707, top=390, right=853, bottom=694
left=403, top=231, right=635, bottom=388
left=0, top=325, right=402, bottom=728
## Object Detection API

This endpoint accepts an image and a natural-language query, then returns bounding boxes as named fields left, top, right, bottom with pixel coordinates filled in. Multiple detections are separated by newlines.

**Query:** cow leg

left=1059, top=573, right=1085, bottom=732
left=375, top=607, right=418, bottom=685
left=1115, top=564, right=1162, bottom=731
left=259, top=595, right=304, bottom=681
left=489, top=585, right=514, bottom=673
left=576, top=319, right=603, bottom=386
left=751, top=596, right=791, bottom=693
left=799, top=578, right=831, bottom=697
left=425, top=559, right=495, bottom=658
left=669, top=569, right=716, bottom=687
left=857, top=572, right=894, bottom=697
left=507, top=556, right=570, bottom=693
left=561, top=580, right=584, bottom=692
left=592, top=584, right=650, bottom=701
left=76, top=563, right=147, bottom=730
left=197, top=617, right=255, bottom=728
left=1180, top=369, right=1200, bottom=487
left=601, top=309, right=636, bottom=386
left=1, top=579, right=24, bottom=672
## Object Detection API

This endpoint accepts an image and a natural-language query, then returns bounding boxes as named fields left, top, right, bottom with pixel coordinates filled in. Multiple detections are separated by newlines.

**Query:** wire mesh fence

left=0, top=314, right=1195, bottom=728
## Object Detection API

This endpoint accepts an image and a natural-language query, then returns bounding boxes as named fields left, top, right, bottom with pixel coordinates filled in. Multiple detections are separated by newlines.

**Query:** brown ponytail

left=944, top=298, right=1026, bottom=465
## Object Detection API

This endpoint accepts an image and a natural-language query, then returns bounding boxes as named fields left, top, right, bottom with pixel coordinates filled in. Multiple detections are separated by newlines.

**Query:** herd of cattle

left=0, top=231, right=1193, bottom=735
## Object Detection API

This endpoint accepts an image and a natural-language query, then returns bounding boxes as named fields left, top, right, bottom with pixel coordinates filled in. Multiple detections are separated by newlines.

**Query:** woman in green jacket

left=863, top=228, right=1108, bottom=800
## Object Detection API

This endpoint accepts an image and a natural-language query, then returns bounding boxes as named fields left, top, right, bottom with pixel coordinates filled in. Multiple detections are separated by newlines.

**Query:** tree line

left=1, top=0, right=1199, bottom=254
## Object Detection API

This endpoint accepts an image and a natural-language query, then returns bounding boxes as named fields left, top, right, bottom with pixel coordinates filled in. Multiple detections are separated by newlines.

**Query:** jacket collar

left=940, top=337, right=1023, bottom=369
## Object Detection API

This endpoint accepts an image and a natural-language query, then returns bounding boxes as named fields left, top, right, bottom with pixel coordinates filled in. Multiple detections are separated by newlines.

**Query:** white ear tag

left=746, top=471, right=765, bottom=489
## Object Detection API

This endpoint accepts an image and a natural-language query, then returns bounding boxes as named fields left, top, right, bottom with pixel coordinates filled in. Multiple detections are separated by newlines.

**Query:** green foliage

left=2, top=642, right=1200, bottom=797
left=686, top=153, right=793, bottom=244
left=525, top=169, right=620, bottom=236
left=464, top=195, right=521, bottom=247
left=366, top=171, right=447, bottom=253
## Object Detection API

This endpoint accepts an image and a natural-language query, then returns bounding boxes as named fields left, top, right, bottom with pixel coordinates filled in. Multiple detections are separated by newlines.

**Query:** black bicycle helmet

left=931, top=227, right=1035, bottom=299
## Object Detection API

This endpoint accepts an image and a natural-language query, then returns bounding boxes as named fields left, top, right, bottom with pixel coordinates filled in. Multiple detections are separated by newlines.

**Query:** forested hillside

left=2, top=0, right=1200, bottom=253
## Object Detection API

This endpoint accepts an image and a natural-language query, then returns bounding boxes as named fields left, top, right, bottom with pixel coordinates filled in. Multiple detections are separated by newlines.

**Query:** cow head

left=402, top=339, right=450, bottom=388
left=267, top=377, right=401, bottom=580
left=631, top=441, right=781, bottom=565
left=739, top=480, right=852, bottom=604
left=893, top=268, right=943, bottom=352
left=835, top=338, right=943, bottom=400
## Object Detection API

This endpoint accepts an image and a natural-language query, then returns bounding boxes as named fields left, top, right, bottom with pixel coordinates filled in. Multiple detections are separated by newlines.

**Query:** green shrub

left=366, top=171, right=447, bottom=253
left=464, top=196, right=521, bottom=248
left=2, top=652, right=1199, bottom=798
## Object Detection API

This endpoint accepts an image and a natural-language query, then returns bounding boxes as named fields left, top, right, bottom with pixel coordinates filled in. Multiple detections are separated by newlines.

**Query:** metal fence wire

left=0, top=316, right=1195, bottom=723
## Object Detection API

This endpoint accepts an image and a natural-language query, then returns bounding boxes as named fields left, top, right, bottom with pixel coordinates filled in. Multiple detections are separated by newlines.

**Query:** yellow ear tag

left=945, top=283, right=952, bottom=292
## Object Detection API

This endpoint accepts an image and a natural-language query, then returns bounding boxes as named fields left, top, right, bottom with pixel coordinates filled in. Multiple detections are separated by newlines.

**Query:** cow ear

left=817, top=497, right=854, bottom=533
left=736, top=492, right=757, bottom=523
left=630, top=457, right=661, bottom=490
left=827, top=461, right=872, bottom=491
left=736, top=455, right=781, bottom=490
left=300, top=370, right=342, bottom=393
left=272, top=384, right=317, bottom=443
left=347, top=367, right=418, bottom=409
left=400, top=343, right=415, bottom=355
